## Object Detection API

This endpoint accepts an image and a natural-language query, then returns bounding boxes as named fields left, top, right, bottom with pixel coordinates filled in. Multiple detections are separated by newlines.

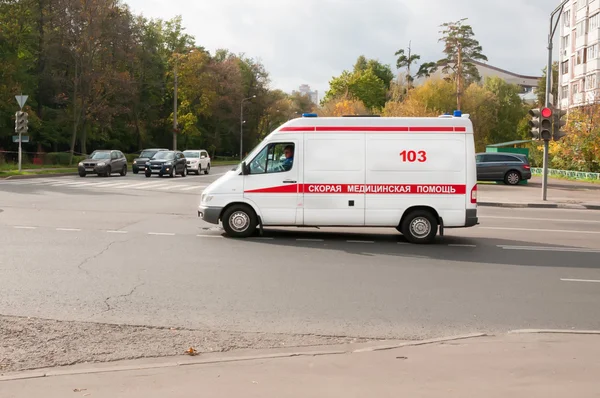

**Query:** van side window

left=249, top=143, right=294, bottom=174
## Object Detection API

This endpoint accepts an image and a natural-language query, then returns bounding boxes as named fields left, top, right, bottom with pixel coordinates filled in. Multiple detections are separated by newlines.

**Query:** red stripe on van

left=278, top=126, right=466, bottom=132
left=245, top=184, right=467, bottom=195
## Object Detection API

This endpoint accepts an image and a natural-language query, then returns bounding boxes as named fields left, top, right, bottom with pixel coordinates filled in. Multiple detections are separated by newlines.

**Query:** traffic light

left=528, top=108, right=541, bottom=140
left=539, top=106, right=552, bottom=141
left=14, top=111, right=28, bottom=134
left=552, top=107, right=568, bottom=141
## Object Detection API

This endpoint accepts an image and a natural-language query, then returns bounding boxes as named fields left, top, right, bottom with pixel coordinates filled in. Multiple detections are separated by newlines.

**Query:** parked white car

left=183, top=149, right=211, bottom=175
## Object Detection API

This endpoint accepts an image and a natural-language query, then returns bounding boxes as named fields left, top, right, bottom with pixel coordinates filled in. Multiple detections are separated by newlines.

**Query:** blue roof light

left=453, top=110, right=462, bottom=117
left=302, top=113, right=318, bottom=117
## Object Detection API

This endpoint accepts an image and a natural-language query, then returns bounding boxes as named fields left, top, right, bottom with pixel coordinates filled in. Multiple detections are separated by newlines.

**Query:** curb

left=478, top=201, right=600, bottom=211
left=509, top=329, right=600, bottom=335
left=1, top=172, right=75, bottom=180
left=0, top=333, right=488, bottom=382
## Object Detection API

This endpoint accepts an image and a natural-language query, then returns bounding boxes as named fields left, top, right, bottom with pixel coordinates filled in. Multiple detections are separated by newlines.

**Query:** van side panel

left=365, top=133, right=467, bottom=227
left=302, top=132, right=366, bottom=226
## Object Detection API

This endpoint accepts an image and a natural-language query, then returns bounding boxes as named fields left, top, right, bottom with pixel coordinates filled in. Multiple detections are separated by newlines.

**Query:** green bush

left=44, top=152, right=85, bottom=165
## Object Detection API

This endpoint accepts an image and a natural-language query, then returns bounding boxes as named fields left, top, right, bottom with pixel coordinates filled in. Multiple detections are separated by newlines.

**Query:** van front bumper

left=198, top=205, right=222, bottom=225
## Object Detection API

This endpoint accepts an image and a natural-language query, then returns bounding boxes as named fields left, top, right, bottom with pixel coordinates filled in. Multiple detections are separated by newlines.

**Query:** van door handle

left=282, top=180, right=296, bottom=184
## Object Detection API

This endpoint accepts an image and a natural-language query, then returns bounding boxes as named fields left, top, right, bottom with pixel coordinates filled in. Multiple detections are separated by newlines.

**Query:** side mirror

left=242, top=161, right=249, bottom=175
left=201, top=155, right=206, bottom=159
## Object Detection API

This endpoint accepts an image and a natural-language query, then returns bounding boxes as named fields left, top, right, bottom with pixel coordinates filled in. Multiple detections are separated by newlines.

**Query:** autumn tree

left=437, top=18, right=488, bottom=110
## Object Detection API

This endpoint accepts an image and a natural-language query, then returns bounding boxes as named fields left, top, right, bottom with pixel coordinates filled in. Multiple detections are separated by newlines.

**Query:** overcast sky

left=125, top=0, right=556, bottom=97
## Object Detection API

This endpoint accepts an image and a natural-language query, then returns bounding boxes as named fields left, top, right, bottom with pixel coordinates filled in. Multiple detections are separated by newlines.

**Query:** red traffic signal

left=541, top=107, right=552, bottom=118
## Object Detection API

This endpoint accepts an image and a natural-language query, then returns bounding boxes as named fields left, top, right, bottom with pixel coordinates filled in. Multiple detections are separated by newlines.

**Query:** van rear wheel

left=400, top=210, right=438, bottom=244
left=222, top=204, right=257, bottom=238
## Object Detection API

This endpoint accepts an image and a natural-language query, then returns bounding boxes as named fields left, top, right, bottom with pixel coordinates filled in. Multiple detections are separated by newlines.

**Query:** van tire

left=504, top=170, right=521, bottom=185
left=400, top=210, right=438, bottom=244
left=222, top=204, right=257, bottom=238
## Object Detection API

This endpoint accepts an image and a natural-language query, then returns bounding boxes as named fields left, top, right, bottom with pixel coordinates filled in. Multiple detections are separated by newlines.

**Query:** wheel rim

left=409, top=217, right=431, bottom=239
left=508, top=172, right=519, bottom=184
left=229, top=211, right=250, bottom=233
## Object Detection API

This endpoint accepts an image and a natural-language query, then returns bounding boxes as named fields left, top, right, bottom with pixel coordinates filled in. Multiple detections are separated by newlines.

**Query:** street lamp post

left=240, top=95, right=256, bottom=161
left=173, top=58, right=178, bottom=151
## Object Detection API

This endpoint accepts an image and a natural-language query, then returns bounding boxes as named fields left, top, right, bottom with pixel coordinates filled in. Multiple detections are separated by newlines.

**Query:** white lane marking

left=480, top=215, right=600, bottom=224
left=106, top=230, right=128, bottom=234
left=56, top=228, right=81, bottom=232
left=127, top=182, right=159, bottom=188
left=100, top=183, right=133, bottom=189
left=480, top=226, right=600, bottom=235
left=448, top=244, right=477, bottom=247
left=181, top=185, right=208, bottom=191
left=159, top=184, right=189, bottom=190
left=148, top=232, right=175, bottom=236
left=347, top=240, right=375, bottom=244
left=14, top=226, right=37, bottom=229
left=197, top=234, right=222, bottom=238
left=561, top=278, right=600, bottom=283
left=296, top=238, right=325, bottom=242
left=133, top=182, right=166, bottom=189
left=498, top=245, right=600, bottom=253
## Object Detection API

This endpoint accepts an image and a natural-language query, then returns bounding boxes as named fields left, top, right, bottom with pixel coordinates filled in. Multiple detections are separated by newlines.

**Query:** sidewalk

left=2, top=331, right=600, bottom=397
left=479, top=177, right=600, bottom=210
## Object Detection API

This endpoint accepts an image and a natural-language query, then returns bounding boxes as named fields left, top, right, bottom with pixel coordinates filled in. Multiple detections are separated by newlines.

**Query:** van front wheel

left=400, top=210, right=438, bottom=244
left=222, top=204, right=257, bottom=238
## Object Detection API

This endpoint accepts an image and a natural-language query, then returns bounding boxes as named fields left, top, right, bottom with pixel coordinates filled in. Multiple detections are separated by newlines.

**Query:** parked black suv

left=145, top=151, right=187, bottom=178
left=475, top=152, right=532, bottom=185
left=132, top=148, right=168, bottom=174
left=78, top=150, right=128, bottom=177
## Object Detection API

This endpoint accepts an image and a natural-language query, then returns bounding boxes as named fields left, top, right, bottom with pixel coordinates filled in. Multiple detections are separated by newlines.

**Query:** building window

left=563, top=10, right=571, bottom=27
left=573, top=81, right=580, bottom=95
left=579, top=0, right=588, bottom=10
left=576, top=48, right=587, bottom=64
left=561, top=85, right=569, bottom=99
left=561, top=60, right=569, bottom=75
left=577, top=20, right=588, bottom=37
left=561, top=34, right=570, bottom=50
left=588, top=43, right=598, bottom=60
left=586, top=74, right=597, bottom=90
left=591, top=13, right=600, bottom=31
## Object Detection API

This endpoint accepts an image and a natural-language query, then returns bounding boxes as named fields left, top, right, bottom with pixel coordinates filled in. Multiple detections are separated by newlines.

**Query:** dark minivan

left=476, top=152, right=532, bottom=185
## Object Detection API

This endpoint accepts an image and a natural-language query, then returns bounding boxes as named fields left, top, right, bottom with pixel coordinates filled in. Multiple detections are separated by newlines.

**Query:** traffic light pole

left=542, top=0, right=568, bottom=201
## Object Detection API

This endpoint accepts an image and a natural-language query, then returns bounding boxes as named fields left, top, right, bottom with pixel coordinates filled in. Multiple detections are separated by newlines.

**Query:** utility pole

left=173, top=57, right=178, bottom=151
left=542, top=0, right=569, bottom=201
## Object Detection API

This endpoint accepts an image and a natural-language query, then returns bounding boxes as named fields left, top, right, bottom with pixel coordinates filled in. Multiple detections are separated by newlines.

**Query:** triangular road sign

left=15, top=95, right=28, bottom=109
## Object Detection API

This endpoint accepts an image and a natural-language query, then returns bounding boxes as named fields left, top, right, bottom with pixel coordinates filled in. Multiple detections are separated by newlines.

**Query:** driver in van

left=282, top=145, right=294, bottom=171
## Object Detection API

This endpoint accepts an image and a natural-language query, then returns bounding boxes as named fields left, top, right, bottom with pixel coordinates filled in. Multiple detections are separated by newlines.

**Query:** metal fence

left=531, top=168, right=600, bottom=181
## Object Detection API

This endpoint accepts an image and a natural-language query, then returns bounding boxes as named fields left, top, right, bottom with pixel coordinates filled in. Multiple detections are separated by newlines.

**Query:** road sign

left=13, top=135, right=29, bottom=143
left=15, top=95, right=28, bottom=110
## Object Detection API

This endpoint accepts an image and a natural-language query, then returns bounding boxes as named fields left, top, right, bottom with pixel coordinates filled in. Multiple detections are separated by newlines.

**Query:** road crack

left=76, top=239, right=131, bottom=276
left=102, top=283, right=145, bottom=314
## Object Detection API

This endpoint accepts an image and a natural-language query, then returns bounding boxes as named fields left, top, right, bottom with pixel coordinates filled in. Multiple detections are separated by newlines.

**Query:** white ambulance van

left=198, top=112, right=478, bottom=244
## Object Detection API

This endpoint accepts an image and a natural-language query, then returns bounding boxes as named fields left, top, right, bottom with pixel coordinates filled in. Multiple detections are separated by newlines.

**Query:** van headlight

left=97, top=162, right=106, bottom=166
left=78, top=162, right=83, bottom=166
left=201, top=194, right=213, bottom=203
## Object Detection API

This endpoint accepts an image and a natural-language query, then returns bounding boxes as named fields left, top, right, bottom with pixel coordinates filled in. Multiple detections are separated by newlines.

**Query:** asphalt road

left=1, top=168, right=600, bottom=341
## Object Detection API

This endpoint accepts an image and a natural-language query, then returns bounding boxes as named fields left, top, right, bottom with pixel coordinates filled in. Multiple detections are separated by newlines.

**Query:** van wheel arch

left=398, top=206, right=440, bottom=244
left=219, top=202, right=260, bottom=238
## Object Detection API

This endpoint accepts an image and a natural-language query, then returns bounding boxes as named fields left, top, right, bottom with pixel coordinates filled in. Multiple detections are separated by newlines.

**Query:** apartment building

left=559, top=0, right=600, bottom=108
left=292, top=84, right=319, bottom=104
